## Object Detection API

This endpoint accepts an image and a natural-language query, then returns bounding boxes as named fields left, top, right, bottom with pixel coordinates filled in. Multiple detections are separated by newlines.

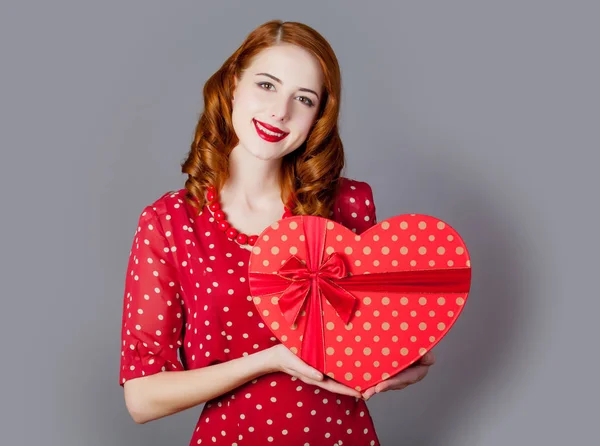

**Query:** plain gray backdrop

left=1, top=0, right=598, bottom=445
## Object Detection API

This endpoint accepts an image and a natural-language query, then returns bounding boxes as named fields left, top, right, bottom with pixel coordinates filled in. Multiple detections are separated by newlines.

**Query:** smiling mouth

left=253, top=119, right=289, bottom=142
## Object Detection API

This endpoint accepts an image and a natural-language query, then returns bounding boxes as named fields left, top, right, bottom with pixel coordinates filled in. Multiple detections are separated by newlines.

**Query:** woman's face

left=231, top=43, right=324, bottom=161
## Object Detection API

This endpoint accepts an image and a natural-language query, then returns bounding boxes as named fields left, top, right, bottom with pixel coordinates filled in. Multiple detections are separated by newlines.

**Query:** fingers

left=418, top=351, right=436, bottom=366
left=283, top=365, right=323, bottom=383
left=316, top=378, right=362, bottom=398
left=361, top=362, right=432, bottom=400
left=276, top=346, right=361, bottom=398
left=284, top=354, right=324, bottom=382
left=361, top=387, right=377, bottom=401
left=294, top=373, right=362, bottom=398
left=387, top=364, right=430, bottom=389
left=407, top=364, right=430, bottom=383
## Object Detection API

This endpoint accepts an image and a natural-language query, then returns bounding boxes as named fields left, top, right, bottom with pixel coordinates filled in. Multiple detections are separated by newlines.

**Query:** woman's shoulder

left=332, top=176, right=377, bottom=233
left=336, top=176, right=375, bottom=201
left=148, top=188, right=189, bottom=210
left=133, top=188, right=193, bottom=225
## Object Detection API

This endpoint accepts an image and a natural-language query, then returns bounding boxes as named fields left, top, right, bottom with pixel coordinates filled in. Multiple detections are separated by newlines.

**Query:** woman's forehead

left=244, top=44, right=323, bottom=90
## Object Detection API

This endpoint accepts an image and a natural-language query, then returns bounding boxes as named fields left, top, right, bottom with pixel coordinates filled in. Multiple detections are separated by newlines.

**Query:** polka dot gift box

left=248, top=214, right=472, bottom=392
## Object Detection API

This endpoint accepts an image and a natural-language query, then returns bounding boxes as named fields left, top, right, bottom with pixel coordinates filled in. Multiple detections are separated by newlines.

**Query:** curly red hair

left=181, top=20, right=346, bottom=217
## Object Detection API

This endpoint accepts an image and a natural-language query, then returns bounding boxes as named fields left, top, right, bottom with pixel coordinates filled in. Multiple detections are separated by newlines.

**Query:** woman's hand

left=264, top=344, right=362, bottom=399
left=361, top=351, right=436, bottom=401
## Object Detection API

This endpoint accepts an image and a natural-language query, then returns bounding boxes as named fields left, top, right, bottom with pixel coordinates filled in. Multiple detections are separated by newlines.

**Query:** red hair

left=181, top=20, right=345, bottom=217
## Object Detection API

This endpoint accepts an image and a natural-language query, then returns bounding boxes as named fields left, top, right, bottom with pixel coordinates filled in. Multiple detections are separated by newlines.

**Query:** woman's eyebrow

left=255, top=72, right=320, bottom=99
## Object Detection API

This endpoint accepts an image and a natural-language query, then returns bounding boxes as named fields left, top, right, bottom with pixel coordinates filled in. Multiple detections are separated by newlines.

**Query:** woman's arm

left=123, top=347, right=277, bottom=424
left=120, top=203, right=363, bottom=424
left=123, top=342, right=364, bottom=424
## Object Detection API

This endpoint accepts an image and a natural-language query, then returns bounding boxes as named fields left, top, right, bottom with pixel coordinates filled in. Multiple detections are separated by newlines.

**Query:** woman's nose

left=270, top=97, right=291, bottom=122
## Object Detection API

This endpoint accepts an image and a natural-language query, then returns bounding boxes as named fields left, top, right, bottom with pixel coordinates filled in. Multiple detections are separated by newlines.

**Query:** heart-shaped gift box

left=248, top=214, right=471, bottom=392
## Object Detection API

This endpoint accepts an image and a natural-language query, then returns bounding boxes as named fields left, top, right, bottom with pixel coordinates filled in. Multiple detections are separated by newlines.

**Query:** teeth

left=256, top=121, right=283, bottom=137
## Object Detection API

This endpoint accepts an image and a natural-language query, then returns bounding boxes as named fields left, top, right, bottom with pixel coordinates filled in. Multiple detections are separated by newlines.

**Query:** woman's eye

left=298, top=97, right=314, bottom=107
left=258, top=82, right=274, bottom=90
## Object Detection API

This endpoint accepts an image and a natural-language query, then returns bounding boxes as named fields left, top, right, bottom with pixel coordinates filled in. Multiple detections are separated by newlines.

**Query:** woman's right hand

left=264, top=344, right=363, bottom=399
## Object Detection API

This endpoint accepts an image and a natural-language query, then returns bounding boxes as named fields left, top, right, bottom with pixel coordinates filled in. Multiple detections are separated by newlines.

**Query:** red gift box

left=248, top=214, right=471, bottom=392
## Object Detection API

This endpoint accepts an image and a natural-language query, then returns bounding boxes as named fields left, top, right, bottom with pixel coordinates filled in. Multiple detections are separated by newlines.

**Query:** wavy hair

left=181, top=20, right=345, bottom=217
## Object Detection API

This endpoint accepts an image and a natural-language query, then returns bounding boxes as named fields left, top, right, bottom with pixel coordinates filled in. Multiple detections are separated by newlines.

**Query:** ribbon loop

left=276, top=251, right=358, bottom=329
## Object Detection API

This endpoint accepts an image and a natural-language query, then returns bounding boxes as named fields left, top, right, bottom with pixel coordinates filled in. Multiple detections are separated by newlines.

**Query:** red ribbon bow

left=248, top=216, right=471, bottom=372
left=275, top=252, right=358, bottom=327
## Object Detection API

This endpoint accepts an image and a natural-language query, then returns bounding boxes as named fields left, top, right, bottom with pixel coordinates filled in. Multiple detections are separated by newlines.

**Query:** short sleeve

left=118, top=206, right=184, bottom=386
left=333, top=178, right=378, bottom=234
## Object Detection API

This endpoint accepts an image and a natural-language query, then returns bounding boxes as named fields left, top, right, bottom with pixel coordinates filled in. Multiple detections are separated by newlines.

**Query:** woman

left=119, top=19, right=435, bottom=445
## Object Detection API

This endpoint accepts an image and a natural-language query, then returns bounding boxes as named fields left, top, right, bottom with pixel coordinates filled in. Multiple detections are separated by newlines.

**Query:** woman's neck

left=221, top=145, right=284, bottom=211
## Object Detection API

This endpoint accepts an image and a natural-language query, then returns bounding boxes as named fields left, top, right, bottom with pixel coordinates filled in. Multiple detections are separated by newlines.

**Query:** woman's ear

left=232, top=76, right=239, bottom=103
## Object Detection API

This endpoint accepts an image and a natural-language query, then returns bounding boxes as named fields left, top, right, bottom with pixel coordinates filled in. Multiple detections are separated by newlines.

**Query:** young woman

left=119, top=19, right=435, bottom=445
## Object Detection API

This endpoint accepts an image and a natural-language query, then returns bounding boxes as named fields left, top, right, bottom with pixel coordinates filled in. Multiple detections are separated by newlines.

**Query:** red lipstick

left=253, top=119, right=289, bottom=143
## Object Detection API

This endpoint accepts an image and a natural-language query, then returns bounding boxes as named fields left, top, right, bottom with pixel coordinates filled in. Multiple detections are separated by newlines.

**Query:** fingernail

left=313, top=371, right=323, bottom=379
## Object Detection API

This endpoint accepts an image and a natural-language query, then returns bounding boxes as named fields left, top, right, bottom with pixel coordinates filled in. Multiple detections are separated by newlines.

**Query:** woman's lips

left=253, top=119, right=289, bottom=143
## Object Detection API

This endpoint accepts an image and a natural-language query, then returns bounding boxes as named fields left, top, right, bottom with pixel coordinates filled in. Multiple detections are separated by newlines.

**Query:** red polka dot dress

left=119, top=177, right=381, bottom=445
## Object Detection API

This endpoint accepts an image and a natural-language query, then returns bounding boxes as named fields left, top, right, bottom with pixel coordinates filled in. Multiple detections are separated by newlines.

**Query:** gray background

left=1, top=0, right=598, bottom=445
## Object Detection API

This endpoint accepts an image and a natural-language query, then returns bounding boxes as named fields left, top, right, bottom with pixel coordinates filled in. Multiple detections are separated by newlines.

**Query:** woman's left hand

left=361, top=351, right=436, bottom=401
